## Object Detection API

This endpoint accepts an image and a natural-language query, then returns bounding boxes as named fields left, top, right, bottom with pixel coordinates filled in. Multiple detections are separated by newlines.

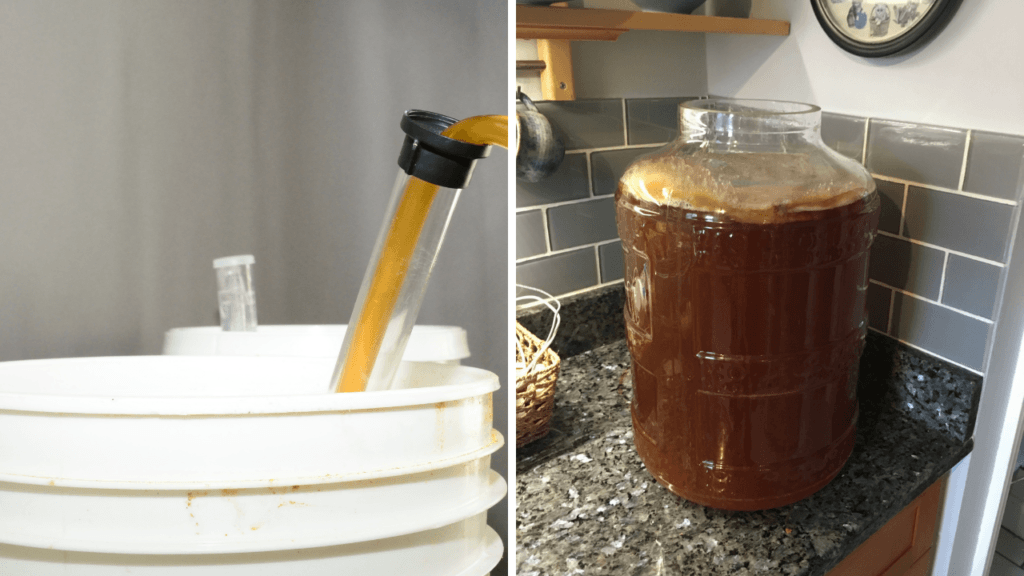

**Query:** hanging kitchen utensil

left=516, top=89, right=565, bottom=183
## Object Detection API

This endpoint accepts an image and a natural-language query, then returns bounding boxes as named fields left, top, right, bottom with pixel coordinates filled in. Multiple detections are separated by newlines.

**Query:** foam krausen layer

left=618, top=152, right=873, bottom=225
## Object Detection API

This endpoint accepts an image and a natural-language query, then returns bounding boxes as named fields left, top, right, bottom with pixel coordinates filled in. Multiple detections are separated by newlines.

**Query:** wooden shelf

left=517, top=5, right=790, bottom=41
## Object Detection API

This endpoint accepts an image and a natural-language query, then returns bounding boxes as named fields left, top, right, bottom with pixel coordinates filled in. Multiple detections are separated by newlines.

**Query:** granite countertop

left=515, top=287, right=980, bottom=576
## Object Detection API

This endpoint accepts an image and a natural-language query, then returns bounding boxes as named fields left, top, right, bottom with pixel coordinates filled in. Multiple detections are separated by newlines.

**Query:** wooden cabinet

left=827, top=477, right=945, bottom=576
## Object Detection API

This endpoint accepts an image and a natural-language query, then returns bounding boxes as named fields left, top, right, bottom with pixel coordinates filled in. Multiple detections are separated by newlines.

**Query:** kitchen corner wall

left=515, top=99, right=1024, bottom=376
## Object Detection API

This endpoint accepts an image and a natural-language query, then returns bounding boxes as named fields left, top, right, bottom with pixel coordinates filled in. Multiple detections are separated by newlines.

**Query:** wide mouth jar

left=680, top=98, right=822, bottom=147
left=614, top=97, right=882, bottom=511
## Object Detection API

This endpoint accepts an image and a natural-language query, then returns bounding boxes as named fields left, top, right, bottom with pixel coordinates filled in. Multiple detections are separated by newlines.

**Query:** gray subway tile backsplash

left=997, top=528, right=1024, bottom=566
left=866, top=119, right=967, bottom=189
left=874, top=178, right=905, bottom=235
left=991, top=550, right=1024, bottom=576
left=625, top=97, right=692, bottom=145
left=516, top=210, right=547, bottom=260
left=516, top=153, right=589, bottom=208
left=866, top=282, right=892, bottom=332
left=942, top=255, right=1002, bottom=320
left=903, top=185, right=1014, bottom=262
left=821, top=112, right=866, bottom=163
left=599, top=241, right=624, bottom=283
left=869, top=234, right=945, bottom=300
left=963, top=130, right=1024, bottom=202
left=516, top=247, right=598, bottom=298
left=547, top=197, right=618, bottom=251
left=591, top=148, right=656, bottom=197
left=889, top=292, right=990, bottom=371
left=534, top=99, right=625, bottom=151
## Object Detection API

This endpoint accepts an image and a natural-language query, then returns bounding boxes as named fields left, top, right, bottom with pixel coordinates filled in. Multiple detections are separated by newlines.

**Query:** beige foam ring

left=619, top=152, right=871, bottom=225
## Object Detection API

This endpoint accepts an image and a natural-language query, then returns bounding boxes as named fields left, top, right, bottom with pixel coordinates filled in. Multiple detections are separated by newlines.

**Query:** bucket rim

left=0, top=356, right=498, bottom=415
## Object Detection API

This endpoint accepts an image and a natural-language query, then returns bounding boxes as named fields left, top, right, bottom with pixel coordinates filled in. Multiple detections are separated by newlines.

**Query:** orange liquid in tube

left=616, top=154, right=880, bottom=510
left=333, top=115, right=507, bottom=394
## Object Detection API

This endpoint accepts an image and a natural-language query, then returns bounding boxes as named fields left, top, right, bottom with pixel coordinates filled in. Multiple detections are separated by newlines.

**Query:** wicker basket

left=515, top=321, right=561, bottom=447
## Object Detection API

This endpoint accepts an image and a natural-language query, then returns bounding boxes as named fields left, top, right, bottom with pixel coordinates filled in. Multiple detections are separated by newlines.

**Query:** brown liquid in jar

left=616, top=182, right=880, bottom=511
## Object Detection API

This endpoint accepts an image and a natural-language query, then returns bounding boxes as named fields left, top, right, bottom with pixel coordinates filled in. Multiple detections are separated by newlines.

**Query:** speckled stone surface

left=858, top=334, right=982, bottom=443
left=516, top=287, right=980, bottom=576
left=517, top=286, right=626, bottom=360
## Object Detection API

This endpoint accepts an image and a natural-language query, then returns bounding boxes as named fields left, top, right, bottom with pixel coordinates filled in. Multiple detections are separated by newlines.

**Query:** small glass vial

left=213, top=255, right=257, bottom=332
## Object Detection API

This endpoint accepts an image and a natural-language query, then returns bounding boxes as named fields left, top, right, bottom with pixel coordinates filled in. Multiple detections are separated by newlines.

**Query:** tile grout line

left=897, top=183, right=909, bottom=236
left=958, top=129, right=972, bottom=192
left=516, top=239, right=622, bottom=265
left=585, top=151, right=595, bottom=198
left=516, top=195, right=615, bottom=213
left=886, top=288, right=896, bottom=334
left=541, top=208, right=552, bottom=254
left=621, top=98, right=629, bottom=146
left=875, top=230, right=1006, bottom=267
left=937, top=251, right=950, bottom=302
left=594, top=245, right=603, bottom=283
left=867, top=327, right=984, bottom=376
left=868, top=279, right=994, bottom=324
left=861, top=118, right=870, bottom=165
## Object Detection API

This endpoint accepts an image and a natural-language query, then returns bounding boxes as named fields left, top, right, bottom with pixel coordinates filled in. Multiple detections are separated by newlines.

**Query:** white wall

left=572, top=30, right=708, bottom=99
left=0, top=1, right=296, bottom=357
left=705, top=0, right=1024, bottom=134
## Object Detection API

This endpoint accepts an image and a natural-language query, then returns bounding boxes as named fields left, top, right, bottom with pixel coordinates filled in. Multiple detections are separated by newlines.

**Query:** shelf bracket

left=537, top=39, right=575, bottom=101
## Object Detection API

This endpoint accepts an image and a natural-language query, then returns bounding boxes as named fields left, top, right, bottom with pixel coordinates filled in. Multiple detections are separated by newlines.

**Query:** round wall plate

left=810, top=0, right=963, bottom=57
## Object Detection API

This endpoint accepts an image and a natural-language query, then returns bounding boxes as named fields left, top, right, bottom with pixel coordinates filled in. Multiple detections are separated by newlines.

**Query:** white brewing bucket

left=0, top=356, right=504, bottom=574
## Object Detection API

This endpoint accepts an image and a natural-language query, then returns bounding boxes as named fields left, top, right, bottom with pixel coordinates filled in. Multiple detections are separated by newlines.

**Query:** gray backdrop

left=0, top=0, right=508, bottom=571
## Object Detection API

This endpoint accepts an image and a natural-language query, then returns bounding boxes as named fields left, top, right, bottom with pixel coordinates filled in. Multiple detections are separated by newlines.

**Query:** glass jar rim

left=682, top=98, right=821, bottom=117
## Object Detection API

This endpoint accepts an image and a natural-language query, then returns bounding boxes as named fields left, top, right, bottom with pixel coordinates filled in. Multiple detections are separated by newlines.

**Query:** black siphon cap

left=397, top=110, right=492, bottom=189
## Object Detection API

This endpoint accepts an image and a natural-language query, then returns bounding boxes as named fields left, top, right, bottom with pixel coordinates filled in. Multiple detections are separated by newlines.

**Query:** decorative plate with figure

left=811, top=0, right=963, bottom=57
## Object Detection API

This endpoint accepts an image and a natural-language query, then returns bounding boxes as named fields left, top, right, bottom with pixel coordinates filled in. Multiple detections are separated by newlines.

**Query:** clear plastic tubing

left=213, top=254, right=257, bottom=332
left=330, top=111, right=508, bottom=393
